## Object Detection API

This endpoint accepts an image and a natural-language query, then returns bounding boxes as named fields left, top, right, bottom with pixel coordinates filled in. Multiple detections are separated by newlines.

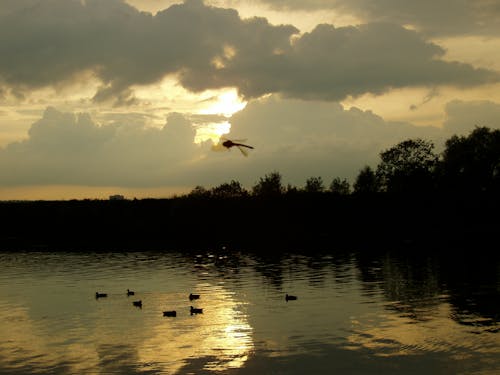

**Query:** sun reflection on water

left=1, top=251, right=498, bottom=375
left=0, top=282, right=254, bottom=374
left=138, top=284, right=253, bottom=373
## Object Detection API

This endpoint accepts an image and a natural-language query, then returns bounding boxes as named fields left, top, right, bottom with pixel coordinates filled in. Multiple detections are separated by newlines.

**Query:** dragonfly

left=212, top=137, right=254, bottom=156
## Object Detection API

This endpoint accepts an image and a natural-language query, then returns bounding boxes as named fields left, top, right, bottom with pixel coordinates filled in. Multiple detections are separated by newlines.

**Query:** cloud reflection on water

left=345, top=302, right=500, bottom=373
left=0, top=303, right=101, bottom=374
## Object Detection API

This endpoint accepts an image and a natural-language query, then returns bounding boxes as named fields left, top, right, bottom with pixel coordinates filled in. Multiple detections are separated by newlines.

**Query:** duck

left=189, top=293, right=200, bottom=301
left=95, top=292, right=107, bottom=299
left=285, top=294, right=297, bottom=302
left=190, top=306, right=203, bottom=315
left=127, top=289, right=135, bottom=296
left=132, top=300, right=142, bottom=308
left=163, top=310, right=177, bottom=317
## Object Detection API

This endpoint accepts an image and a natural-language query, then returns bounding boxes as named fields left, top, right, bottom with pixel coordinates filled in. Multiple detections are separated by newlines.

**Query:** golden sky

left=1, top=0, right=499, bottom=199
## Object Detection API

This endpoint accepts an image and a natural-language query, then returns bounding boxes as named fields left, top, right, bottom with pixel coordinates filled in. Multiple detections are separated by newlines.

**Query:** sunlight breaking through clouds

left=199, top=89, right=247, bottom=118
left=195, top=88, right=247, bottom=143
left=1, top=0, right=500, bottom=198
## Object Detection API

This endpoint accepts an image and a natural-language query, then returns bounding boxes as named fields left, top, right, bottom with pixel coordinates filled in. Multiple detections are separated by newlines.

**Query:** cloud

left=182, top=22, right=498, bottom=101
left=410, top=87, right=439, bottom=111
left=0, top=0, right=156, bottom=101
left=258, top=0, right=500, bottom=37
left=253, top=23, right=497, bottom=101
left=0, top=107, right=200, bottom=186
left=219, top=96, right=442, bottom=184
left=0, top=0, right=296, bottom=103
left=0, top=0, right=497, bottom=105
left=2, top=97, right=500, bottom=190
left=443, top=100, right=500, bottom=135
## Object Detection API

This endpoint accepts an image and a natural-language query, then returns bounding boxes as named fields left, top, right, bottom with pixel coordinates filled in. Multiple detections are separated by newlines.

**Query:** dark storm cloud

left=246, top=22, right=496, bottom=101
left=0, top=0, right=296, bottom=103
left=0, top=0, right=497, bottom=104
left=260, top=0, right=500, bottom=36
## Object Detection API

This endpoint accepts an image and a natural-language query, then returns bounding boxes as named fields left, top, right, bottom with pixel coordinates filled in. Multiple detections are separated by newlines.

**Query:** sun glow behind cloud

left=132, top=81, right=247, bottom=144
left=194, top=120, right=231, bottom=144
left=195, top=89, right=248, bottom=143
left=1, top=0, right=500, bottom=201
left=199, top=89, right=247, bottom=118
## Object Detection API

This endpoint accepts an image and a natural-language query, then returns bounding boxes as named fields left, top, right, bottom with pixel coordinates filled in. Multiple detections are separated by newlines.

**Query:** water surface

left=0, top=249, right=498, bottom=374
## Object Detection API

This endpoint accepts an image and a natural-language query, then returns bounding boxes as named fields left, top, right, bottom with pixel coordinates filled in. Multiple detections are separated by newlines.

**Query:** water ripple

left=0, top=250, right=498, bottom=374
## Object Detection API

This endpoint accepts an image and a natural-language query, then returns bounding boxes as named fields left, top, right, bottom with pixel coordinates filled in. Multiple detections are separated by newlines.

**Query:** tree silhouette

left=211, top=180, right=248, bottom=198
left=189, top=185, right=210, bottom=198
left=353, top=166, right=379, bottom=194
left=303, top=176, right=325, bottom=193
left=438, top=126, right=500, bottom=192
left=285, top=183, right=299, bottom=195
left=329, top=177, right=350, bottom=195
left=252, top=171, right=284, bottom=196
left=376, top=139, right=437, bottom=193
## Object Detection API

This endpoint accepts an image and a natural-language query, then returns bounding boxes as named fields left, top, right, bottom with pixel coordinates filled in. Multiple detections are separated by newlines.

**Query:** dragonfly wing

left=237, top=145, right=249, bottom=156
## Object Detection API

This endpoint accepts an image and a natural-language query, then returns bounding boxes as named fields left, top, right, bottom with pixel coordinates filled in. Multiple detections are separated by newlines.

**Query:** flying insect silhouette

left=212, top=136, right=254, bottom=156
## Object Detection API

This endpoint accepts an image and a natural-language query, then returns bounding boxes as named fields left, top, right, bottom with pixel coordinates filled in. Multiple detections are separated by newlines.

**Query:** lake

left=0, top=248, right=498, bottom=374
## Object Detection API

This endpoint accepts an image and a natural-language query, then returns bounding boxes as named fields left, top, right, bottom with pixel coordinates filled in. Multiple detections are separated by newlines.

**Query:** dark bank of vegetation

left=0, top=126, right=499, bottom=252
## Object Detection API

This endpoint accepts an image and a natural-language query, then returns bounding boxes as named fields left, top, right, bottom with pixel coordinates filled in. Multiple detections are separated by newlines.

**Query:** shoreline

left=1, top=192, right=498, bottom=252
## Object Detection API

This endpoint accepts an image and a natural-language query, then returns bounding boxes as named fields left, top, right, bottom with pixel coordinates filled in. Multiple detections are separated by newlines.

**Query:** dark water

left=0, top=249, right=498, bottom=374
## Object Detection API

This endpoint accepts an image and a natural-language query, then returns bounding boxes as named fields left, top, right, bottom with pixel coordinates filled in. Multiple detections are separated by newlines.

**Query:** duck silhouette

left=189, top=293, right=200, bottom=301
left=285, top=294, right=297, bottom=302
left=132, top=300, right=142, bottom=308
left=95, top=292, right=107, bottom=299
left=163, top=310, right=177, bottom=317
left=190, top=306, right=203, bottom=315
left=127, top=289, right=135, bottom=296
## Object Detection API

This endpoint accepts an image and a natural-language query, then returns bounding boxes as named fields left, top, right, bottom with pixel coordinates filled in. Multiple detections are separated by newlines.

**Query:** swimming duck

left=127, top=289, right=135, bottom=296
left=95, top=292, right=107, bottom=299
left=133, top=300, right=142, bottom=308
left=163, top=310, right=177, bottom=317
left=285, top=294, right=297, bottom=302
left=190, top=306, right=203, bottom=315
left=189, top=293, right=200, bottom=301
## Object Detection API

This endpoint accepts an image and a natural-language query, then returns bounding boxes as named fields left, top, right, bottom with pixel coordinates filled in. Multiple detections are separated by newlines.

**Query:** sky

left=1, top=0, right=500, bottom=200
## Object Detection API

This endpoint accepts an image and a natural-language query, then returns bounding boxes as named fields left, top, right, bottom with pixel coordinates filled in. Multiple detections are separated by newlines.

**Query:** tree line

left=187, top=126, right=500, bottom=198
left=0, top=126, right=498, bottom=251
